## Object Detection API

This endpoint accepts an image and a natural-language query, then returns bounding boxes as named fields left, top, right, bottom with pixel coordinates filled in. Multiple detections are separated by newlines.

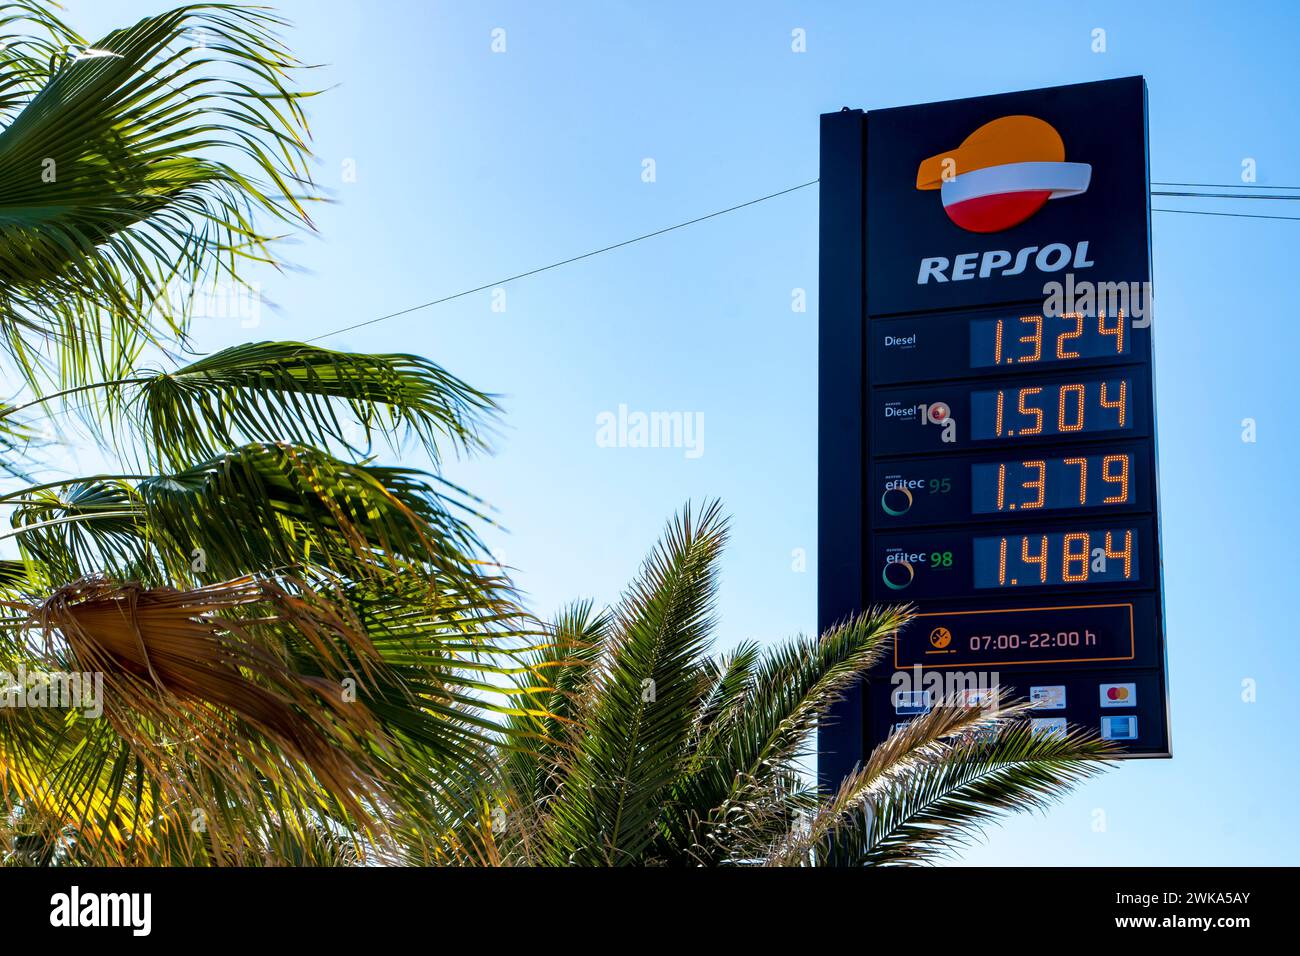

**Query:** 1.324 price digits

left=971, top=310, right=1129, bottom=368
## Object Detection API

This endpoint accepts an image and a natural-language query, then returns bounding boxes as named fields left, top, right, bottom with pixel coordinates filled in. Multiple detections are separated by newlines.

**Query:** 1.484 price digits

left=973, top=529, right=1136, bottom=589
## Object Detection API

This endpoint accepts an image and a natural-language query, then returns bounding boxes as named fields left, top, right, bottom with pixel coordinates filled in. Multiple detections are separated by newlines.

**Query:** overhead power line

left=16, top=175, right=1300, bottom=440
left=1152, top=207, right=1300, bottom=222
left=299, top=176, right=1294, bottom=348
left=1153, top=181, right=1300, bottom=190
left=307, top=179, right=819, bottom=344
left=1153, top=190, right=1300, bottom=200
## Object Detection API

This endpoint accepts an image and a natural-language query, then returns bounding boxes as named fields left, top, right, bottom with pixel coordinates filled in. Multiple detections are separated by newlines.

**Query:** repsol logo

left=917, top=240, right=1094, bottom=284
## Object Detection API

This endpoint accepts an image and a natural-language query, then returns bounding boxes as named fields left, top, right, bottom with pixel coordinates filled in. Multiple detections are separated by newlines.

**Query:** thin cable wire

left=1153, top=181, right=1300, bottom=190
left=1152, top=191, right=1300, bottom=200
left=304, top=180, right=819, bottom=343
left=1153, top=207, right=1300, bottom=222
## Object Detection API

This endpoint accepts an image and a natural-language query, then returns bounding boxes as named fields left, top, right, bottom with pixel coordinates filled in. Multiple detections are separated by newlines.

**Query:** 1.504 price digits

left=972, top=379, right=1131, bottom=441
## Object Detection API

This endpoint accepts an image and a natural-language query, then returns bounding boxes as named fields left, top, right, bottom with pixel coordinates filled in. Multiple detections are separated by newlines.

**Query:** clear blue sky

left=58, top=0, right=1300, bottom=865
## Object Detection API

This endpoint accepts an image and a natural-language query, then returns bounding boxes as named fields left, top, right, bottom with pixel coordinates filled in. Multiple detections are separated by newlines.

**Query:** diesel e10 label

left=819, top=78, right=1169, bottom=790
left=871, top=365, right=1151, bottom=456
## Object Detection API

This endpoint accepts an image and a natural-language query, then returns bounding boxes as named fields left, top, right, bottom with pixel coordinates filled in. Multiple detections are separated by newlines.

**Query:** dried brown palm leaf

left=15, top=575, right=409, bottom=860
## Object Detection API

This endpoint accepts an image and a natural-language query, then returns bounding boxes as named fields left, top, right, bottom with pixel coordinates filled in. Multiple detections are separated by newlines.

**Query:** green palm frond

left=0, top=4, right=80, bottom=121
left=501, top=600, right=610, bottom=810
left=5, top=443, right=498, bottom=589
left=690, top=639, right=760, bottom=741
left=540, top=500, right=727, bottom=865
left=0, top=404, right=44, bottom=479
left=0, top=557, right=29, bottom=591
left=487, top=502, right=1115, bottom=867
left=661, top=608, right=906, bottom=863
left=0, top=2, right=318, bottom=386
left=783, top=705, right=1116, bottom=867
left=132, top=342, right=497, bottom=467
left=701, top=609, right=905, bottom=781
left=4, top=478, right=148, bottom=582
left=140, top=442, right=494, bottom=585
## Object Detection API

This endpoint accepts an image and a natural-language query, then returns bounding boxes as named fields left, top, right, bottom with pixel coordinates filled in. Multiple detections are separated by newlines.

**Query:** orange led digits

left=973, top=378, right=1135, bottom=442
left=1099, top=308, right=1126, bottom=353
left=1056, top=312, right=1084, bottom=359
left=1062, top=532, right=1090, bottom=582
left=1021, top=460, right=1046, bottom=509
left=971, top=454, right=1137, bottom=515
left=1065, top=457, right=1088, bottom=504
left=1018, top=314, right=1042, bottom=363
left=1058, top=383, right=1086, bottom=432
left=972, top=308, right=1133, bottom=370
left=1022, top=534, right=1049, bottom=583
left=1100, top=379, right=1128, bottom=426
left=1102, top=454, right=1130, bottom=503
left=975, top=527, right=1139, bottom=589
left=1018, top=387, right=1044, bottom=435
left=1104, top=529, right=1134, bottom=578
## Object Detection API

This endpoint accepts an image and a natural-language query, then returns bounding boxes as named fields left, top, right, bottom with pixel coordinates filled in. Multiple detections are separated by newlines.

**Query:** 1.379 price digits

left=972, top=453, right=1131, bottom=513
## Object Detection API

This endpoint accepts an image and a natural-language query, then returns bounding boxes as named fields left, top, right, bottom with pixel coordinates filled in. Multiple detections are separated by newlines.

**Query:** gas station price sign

left=818, top=78, right=1170, bottom=792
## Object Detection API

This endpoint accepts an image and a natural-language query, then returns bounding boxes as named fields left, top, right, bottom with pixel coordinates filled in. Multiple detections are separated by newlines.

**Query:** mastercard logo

left=1106, top=686, right=1131, bottom=702
left=916, top=115, right=1091, bottom=233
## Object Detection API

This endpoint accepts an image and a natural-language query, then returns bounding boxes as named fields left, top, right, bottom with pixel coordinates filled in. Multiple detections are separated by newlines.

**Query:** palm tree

left=0, top=3, right=530, bottom=864
left=484, top=501, right=1115, bottom=866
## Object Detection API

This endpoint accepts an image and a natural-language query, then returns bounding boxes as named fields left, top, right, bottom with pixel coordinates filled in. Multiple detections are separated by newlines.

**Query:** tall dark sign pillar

left=819, top=79, right=1170, bottom=793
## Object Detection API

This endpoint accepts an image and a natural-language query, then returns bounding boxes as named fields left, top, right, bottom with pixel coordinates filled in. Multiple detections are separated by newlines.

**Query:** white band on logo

left=941, top=161, right=1092, bottom=206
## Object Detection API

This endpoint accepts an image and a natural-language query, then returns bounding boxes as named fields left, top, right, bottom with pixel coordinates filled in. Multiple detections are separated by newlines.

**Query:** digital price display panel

left=870, top=306, right=1145, bottom=385
left=871, top=443, right=1154, bottom=527
left=870, top=366, right=1152, bottom=456
left=873, top=520, right=1154, bottom=600
left=818, top=78, right=1169, bottom=794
